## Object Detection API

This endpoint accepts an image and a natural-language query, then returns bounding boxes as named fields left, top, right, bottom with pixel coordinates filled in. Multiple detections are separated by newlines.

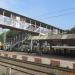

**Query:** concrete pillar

left=10, top=13, right=12, bottom=18
left=3, top=10, right=5, bottom=16
left=39, top=23, right=41, bottom=35
left=10, top=13, right=13, bottom=27
left=55, top=29, right=58, bottom=34
left=52, top=28, right=55, bottom=34
left=9, top=68, right=11, bottom=75
left=53, top=28, right=55, bottom=34
left=48, top=27, right=53, bottom=35
left=35, top=21, right=37, bottom=30
left=3, top=10, right=5, bottom=24
left=30, top=20, right=32, bottom=25
left=24, top=17, right=26, bottom=25
left=29, top=20, right=32, bottom=31
left=46, top=25, right=48, bottom=34
left=24, top=17, right=27, bottom=30
left=30, top=40, right=33, bottom=51
left=44, top=41, right=47, bottom=46
left=56, top=29, right=59, bottom=34
left=29, top=20, right=31, bottom=26
left=37, top=40, right=40, bottom=53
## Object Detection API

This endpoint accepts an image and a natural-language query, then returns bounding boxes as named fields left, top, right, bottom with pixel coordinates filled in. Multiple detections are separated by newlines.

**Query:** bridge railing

left=0, top=15, right=35, bottom=30
left=0, top=15, right=52, bottom=35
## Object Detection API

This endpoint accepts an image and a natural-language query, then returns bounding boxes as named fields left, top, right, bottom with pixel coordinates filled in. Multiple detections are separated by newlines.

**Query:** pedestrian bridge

left=0, top=8, right=64, bottom=35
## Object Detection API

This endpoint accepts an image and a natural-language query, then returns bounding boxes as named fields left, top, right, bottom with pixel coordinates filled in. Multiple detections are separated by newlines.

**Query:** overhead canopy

left=52, top=46, right=75, bottom=50
left=28, top=34, right=75, bottom=40
left=29, top=35, right=48, bottom=40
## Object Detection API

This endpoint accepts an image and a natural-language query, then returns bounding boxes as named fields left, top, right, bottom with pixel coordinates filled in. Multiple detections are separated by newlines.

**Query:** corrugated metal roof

left=61, top=34, right=68, bottom=39
left=47, top=34, right=62, bottom=39
left=52, top=46, right=75, bottom=49
left=67, top=34, right=75, bottom=39
left=28, top=34, right=75, bottom=40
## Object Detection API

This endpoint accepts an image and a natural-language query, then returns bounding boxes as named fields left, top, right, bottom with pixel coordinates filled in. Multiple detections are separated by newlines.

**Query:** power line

left=38, top=11, right=75, bottom=20
left=36, top=6, right=75, bottom=19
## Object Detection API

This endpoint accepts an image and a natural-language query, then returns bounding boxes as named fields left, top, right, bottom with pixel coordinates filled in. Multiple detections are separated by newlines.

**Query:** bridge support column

left=50, top=27, right=53, bottom=35
left=30, top=40, right=33, bottom=51
left=39, top=23, right=41, bottom=35
left=35, top=21, right=37, bottom=30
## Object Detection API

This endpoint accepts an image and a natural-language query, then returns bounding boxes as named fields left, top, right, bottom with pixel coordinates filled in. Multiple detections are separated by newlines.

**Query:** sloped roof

left=28, top=34, right=75, bottom=40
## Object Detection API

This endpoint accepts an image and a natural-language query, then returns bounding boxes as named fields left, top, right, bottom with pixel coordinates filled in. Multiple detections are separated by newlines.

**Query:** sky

left=0, top=0, right=75, bottom=30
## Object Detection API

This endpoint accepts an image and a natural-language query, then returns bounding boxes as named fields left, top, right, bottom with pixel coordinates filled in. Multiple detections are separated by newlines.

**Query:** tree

left=66, top=26, right=75, bottom=34
left=0, top=30, right=19, bottom=43
left=0, top=33, right=4, bottom=43
left=6, top=30, right=19, bottom=38
left=70, top=26, right=75, bottom=33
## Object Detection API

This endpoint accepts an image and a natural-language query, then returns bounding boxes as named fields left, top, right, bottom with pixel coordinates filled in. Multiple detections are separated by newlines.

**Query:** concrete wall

left=0, top=51, right=75, bottom=70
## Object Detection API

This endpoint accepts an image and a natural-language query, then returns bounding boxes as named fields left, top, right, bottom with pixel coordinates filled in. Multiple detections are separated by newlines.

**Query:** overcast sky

left=0, top=0, right=75, bottom=30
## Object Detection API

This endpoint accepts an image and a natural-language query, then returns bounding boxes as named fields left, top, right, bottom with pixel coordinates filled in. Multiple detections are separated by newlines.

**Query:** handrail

left=0, top=15, right=53, bottom=35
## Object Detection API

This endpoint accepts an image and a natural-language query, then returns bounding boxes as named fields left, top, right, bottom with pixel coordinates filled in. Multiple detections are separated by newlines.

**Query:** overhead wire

left=34, top=7, right=75, bottom=30
left=39, top=11, right=75, bottom=20
left=35, top=6, right=75, bottom=20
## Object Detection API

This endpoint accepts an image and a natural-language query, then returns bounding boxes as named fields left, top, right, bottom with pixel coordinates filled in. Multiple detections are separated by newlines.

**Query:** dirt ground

left=0, top=65, right=30, bottom=75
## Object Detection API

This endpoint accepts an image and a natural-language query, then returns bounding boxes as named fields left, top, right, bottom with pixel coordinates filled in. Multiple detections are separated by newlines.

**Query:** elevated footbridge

left=0, top=8, right=64, bottom=35
left=0, top=8, right=64, bottom=51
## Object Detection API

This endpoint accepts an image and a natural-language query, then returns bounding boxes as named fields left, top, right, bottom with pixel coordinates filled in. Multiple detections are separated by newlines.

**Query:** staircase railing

left=6, top=32, right=30, bottom=50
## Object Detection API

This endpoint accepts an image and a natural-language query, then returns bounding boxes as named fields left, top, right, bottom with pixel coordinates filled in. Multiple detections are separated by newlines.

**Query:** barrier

left=22, top=56, right=28, bottom=61
left=0, top=52, right=75, bottom=70
left=34, top=58, right=42, bottom=64
left=51, top=60, right=60, bottom=67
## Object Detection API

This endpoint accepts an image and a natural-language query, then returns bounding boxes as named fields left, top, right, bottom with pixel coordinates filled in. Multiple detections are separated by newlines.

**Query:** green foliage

left=70, top=26, right=75, bottom=33
left=6, top=30, right=19, bottom=38
left=0, top=30, right=19, bottom=43
left=0, top=72, right=5, bottom=75
left=0, top=33, right=4, bottom=43
left=66, top=26, right=75, bottom=34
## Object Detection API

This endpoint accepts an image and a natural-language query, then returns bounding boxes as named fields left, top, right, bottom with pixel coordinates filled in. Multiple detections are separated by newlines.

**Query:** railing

left=0, top=15, right=53, bottom=35
left=0, top=15, right=30, bottom=30
left=6, top=32, right=29, bottom=50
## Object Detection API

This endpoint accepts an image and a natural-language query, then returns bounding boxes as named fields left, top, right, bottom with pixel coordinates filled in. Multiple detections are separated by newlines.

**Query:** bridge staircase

left=5, top=31, right=30, bottom=51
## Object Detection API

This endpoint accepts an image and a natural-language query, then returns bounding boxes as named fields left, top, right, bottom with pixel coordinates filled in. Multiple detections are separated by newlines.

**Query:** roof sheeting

left=52, top=46, right=75, bottom=49
left=28, top=34, right=75, bottom=40
left=29, top=35, right=48, bottom=40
